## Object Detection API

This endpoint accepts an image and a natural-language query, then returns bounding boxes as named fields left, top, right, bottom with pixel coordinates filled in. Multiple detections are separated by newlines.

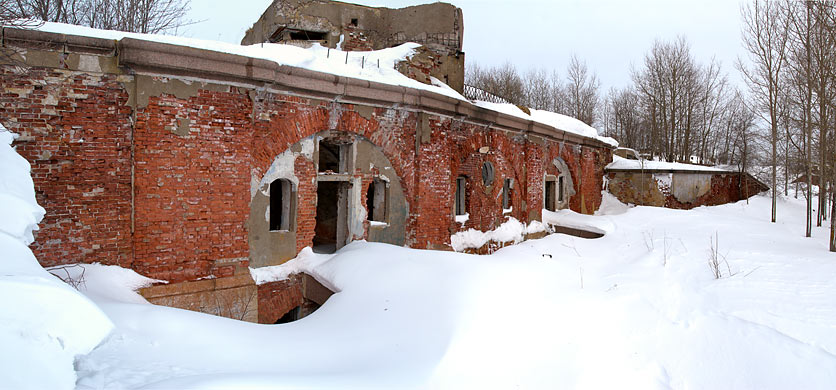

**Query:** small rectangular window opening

left=288, top=29, right=327, bottom=41
left=350, top=18, right=359, bottom=27
left=318, top=139, right=343, bottom=173
left=366, top=179, right=388, bottom=222
left=558, top=176, right=565, bottom=203
left=502, top=178, right=512, bottom=210
left=455, top=176, right=467, bottom=216
left=270, top=179, right=292, bottom=231
left=545, top=178, right=556, bottom=212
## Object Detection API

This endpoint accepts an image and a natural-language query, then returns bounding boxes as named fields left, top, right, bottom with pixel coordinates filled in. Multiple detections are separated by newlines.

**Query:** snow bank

left=541, top=208, right=616, bottom=235
left=48, top=263, right=162, bottom=304
left=450, top=217, right=548, bottom=252
left=607, top=155, right=727, bottom=172
left=28, top=22, right=613, bottom=147
left=249, top=247, right=338, bottom=292
left=0, top=125, right=113, bottom=390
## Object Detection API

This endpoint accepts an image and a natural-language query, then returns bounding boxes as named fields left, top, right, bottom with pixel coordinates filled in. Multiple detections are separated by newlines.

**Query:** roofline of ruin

left=1, top=27, right=614, bottom=149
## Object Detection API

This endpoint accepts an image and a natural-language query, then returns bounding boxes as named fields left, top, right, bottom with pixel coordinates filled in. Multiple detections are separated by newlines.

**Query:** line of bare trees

left=1, top=0, right=192, bottom=34
left=602, top=37, right=756, bottom=172
left=739, top=0, right=835, bottom=251
left=466, top=55, right=601, bottom=126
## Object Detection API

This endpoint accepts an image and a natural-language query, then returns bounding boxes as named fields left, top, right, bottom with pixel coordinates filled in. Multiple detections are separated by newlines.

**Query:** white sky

left=181, top=0, right=747, bottom=91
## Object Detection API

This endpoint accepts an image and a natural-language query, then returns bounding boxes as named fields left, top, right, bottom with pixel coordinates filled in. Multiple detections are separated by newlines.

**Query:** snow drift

left=0, top=125, right=113, bottom=390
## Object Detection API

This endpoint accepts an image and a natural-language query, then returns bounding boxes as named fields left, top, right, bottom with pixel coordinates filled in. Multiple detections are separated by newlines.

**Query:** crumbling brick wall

left=0, top=68, right=133, bottom=268
left=132, top=85, right=253, bottom=282
left=2, top=64, right=610, bottom=281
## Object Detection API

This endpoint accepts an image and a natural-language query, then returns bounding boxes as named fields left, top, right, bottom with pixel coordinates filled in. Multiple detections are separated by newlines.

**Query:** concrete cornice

left=3, top=27, right=614, bottom=149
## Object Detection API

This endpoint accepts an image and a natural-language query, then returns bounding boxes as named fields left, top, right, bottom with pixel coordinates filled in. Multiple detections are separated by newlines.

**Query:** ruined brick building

left=242, top=0, right=465, bottom=93
left=0, top=1, right=613, bottom=323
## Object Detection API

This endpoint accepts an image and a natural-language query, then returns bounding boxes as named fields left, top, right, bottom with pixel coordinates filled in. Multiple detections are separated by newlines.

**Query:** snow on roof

left=606, top=155, right=728, bottom=173
left=473, top=101, right=618, bottom=147
left=28, top=21, right=614, bottom=146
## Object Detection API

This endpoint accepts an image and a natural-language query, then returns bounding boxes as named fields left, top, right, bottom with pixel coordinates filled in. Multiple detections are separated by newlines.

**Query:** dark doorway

left=545, top=179, right=557, bottom=211
left=314, top=181, right=349, bottom=253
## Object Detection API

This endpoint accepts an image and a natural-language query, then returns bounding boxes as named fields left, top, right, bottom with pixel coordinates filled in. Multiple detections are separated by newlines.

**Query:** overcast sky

left=182, top=0, right=747, bottom=91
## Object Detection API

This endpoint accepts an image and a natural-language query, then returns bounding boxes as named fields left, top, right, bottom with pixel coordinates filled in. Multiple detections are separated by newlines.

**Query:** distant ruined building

left=242, top=0, right=466, bottom=93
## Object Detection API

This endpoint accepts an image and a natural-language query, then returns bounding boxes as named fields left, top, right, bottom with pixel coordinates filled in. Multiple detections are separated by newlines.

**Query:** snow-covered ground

left=54, top=192, right=834, bottom=390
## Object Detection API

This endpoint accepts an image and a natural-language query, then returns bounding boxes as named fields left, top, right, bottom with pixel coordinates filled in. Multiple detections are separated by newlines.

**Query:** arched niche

left=248, top=131, right=408, bottom=267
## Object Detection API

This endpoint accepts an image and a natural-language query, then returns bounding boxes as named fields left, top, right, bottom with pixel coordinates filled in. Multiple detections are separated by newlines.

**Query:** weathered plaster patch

left=552, top=157, right=576, bottom=201
left=671, top=173, right=712, bottom=203
left=348, top=176, right=366, bottom=241
left=252, top=136, right=315, bottom=198
left=77, top=54, right=102, bottom=73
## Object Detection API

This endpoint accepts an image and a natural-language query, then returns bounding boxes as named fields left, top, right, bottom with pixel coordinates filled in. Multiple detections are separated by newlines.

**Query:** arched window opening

left=545, top=176, right=557, bottom=212
left=366, top=178, right=388, bottom=223
left=455, top=176, right=467, bottom=216
left=502, top=178, right=513, bottom=211
left=270, top=179, right=293, bottom=231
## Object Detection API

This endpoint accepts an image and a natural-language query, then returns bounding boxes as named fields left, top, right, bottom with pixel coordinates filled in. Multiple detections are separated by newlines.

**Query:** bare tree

left=565, top=55, right=600, bottom=126
left=523, top=68, right=554, bottom=111
left=739, top=0, right=791, bottom=223
left=9, top=0, right=192, bottom=34
left=466, top=62, right=526, bottom=105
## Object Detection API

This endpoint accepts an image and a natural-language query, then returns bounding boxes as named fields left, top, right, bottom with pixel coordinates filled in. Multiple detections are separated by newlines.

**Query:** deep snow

left=0, top=126, right=112, bottom=390
left=32, top=193, right=836, bottom=390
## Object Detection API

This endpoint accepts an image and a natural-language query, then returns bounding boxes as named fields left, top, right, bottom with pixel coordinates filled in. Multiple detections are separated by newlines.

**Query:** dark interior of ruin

left=318, top=141, right=342, bottom=173
left=314, top=181, right=340, bottom=253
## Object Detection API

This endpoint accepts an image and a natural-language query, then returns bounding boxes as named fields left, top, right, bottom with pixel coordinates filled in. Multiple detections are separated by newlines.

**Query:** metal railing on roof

left=462, top=84, right=512, bottom=104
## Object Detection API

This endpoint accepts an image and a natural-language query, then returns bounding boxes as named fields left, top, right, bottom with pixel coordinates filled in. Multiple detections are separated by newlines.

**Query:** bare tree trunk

left=831, top=189, right=836, bottom=251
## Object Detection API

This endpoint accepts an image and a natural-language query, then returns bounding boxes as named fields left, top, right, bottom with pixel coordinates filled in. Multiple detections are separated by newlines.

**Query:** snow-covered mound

left=28, top=21, right=614, bottom=147
left=607, top=155, right=727, bottom=172
left=0, top=126, right=113, bottom=390
left=541, top=208, right=616, bottom=235
left=47, top=263, right=162, bottom=304
left=450, top=217, right=548, bottom=252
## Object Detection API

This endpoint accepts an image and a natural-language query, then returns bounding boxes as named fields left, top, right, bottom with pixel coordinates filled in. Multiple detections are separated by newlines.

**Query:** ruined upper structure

left=242, top=0, right=465, bottom=92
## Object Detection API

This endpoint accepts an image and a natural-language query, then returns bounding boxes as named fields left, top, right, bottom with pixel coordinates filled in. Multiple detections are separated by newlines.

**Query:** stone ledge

left=140, top=273, right=254, bottom=299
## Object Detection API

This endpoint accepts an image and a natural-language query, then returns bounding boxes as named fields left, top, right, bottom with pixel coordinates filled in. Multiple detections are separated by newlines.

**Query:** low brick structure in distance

left=606, top=157, right=768, bottom=209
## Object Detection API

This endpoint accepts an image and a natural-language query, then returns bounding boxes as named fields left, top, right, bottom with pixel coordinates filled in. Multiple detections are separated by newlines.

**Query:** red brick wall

left=257, top=275, right=304, bottom=324
left=3, top=64, right=611, bottom=281
left=131, top=85, right=253, bottom=282
left=0, top=68, right=133, bottom=268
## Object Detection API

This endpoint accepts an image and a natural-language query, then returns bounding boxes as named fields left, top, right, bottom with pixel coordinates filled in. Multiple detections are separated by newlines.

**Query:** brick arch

left=250, top=97, right=416, bottom=209
left=450, top=129, right=525, bottom=232
left=249, top=122, right=411, bottom=266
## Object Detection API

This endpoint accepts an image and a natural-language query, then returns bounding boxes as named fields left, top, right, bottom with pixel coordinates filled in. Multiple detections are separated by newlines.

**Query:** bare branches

left=565, top=55, right=600, bottom=126
left=739, top=0, right=791, bottom=223
left=466, top=58, right=601, bottom=127
left=6, top=0, right=192, bottom=34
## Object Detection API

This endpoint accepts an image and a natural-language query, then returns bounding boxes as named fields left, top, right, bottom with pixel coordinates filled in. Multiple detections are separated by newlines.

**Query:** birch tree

left=739, top=0, right=791, bottom=223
